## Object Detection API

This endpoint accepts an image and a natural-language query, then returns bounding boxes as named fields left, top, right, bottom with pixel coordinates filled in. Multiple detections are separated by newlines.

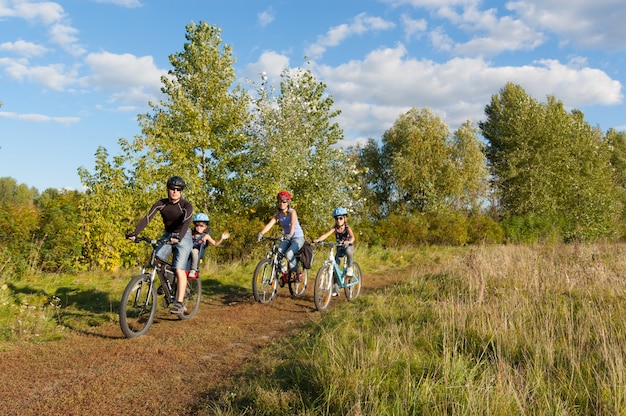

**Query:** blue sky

left=1, top=0, right=624, bottom=192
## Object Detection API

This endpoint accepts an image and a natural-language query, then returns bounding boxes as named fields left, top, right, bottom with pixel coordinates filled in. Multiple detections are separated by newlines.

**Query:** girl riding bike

left=257, top=191, right=306, bottom=285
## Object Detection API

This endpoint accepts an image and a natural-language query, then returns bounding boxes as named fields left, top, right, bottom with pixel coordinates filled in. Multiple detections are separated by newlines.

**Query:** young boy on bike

left=188, top=212, right=230, bottom=278
left=313, top=207, right=356, bottom=285
left=127, top=176, right=193, bottom=314
left=257, top=191, right=305, bottom=285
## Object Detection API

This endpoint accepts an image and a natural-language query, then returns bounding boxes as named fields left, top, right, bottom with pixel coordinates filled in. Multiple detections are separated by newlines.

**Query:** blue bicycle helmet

left=193, top=213, right=209, bottom=223
left=333, top=207, right=348, bottom=217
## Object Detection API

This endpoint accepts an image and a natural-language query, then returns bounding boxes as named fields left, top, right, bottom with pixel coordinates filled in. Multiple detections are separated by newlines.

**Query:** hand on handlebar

left=257, top=232, right=264, bottom=242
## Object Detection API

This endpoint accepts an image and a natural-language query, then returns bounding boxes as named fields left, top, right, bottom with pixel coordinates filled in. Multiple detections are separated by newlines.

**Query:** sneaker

left=295, top=272, right=304, bottom=283
left=346, top=267, right=354, bottom=277
left=170, top=301, right=186, bottom=315
left=332, top=284, right=340, bottom=297
left=188, top=270, right=198, bottom=279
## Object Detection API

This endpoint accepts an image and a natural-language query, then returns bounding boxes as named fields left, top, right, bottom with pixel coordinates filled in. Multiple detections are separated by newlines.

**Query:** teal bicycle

left=313, top=242, right=362, bottom=311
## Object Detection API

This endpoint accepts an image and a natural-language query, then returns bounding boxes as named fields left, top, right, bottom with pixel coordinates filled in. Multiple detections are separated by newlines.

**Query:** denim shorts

left=155, top=231, right=193, bottom=270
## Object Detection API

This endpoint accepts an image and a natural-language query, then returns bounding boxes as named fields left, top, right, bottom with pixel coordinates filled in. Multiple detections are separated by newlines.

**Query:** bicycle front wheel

left=288, top=269, right=308, bottom=297
left=178, top=276, right=202, bottom=320
left=344, top=262, right=362, bottom=301
left=252, top=259, right=278, bottom=304
left=120, top=274, right=157, bottom=338
left=314, top=264, right=333, bottom=311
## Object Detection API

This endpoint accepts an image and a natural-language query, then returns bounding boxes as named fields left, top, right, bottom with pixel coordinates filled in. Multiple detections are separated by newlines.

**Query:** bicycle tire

left=288, top=269, right=308, bottom=297
left=344, top=262, right=362, bottom=301
left=252, top=258, right=278, bottom=304
left=314, top=264, right=333, bottom=311
left=178, top=275, right=202, bottom=320
left=120, top=273, right=157, bottom=338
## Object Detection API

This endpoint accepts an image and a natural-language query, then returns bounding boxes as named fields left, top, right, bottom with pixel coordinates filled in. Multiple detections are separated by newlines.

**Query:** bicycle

left=119, top=236, right=202, bottom=338
left=313, top=241, right=362, bottom=311
left=252, top=236, right=309, bottom=303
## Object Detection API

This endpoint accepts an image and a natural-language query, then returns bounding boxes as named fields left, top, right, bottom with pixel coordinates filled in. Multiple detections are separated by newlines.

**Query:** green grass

left=5, top=243, right=626, bottom=414
left=200, top=242, right=626, bottom=415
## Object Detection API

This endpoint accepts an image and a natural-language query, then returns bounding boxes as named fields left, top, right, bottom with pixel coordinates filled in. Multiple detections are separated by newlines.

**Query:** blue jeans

left=156, top=231, right=193, bottom=270
left=279, top=236, right=304, bottom=271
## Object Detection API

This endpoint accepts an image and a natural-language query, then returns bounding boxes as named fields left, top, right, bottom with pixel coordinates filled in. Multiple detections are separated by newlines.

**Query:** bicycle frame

left=324, top=243, right=357, bottom=289
left=313, top=241, right=362, bottom=311
left=119, top=236, right=202, bottom=338
left=252, top=236, right=308, bottom=303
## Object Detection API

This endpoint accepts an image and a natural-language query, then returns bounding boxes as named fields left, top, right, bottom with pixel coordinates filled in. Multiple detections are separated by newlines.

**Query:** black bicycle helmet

left=166, top=176, right=186, bottom=190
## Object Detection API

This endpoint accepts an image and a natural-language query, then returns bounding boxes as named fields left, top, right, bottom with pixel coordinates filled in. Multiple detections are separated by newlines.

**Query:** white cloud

left=0, top=111, right=79, bottom=124
left=305, top=13, right=395, bottom=58
left=509, top=0, right=626, bottom=50
left=258, top=8, right=274, bottom=27
left=92, top=0, right=142, bottom=8
left=49, top=23, right=85, bottom=56
left=313, top=45, right=622, bottom=141
left=11, top=0, right=65, bottom=25
left=400, top=14, right=427, bottom=41
left=432, top=3, right=545, bottom=56
left=0, top=39, right=49, bottom=57
left=83, top=51, right=166, bottom=105
left=0, top=57, right=77, bottom=90
left=244, top=50, right=291, bottom=83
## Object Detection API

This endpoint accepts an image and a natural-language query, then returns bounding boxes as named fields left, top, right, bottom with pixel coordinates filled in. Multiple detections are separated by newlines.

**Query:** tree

left=248, top=67, right=359, bottom=232
left=356, top=138, right=393, bottom=219
left=0, top=177, right=38, bottom=205
left=480, top=83, right=620, bottom=241
left=79, top=22, right=252, bottom=269
left=132, top=21, right=251, bottom=216
left=449, top=121, right=489, bottom=213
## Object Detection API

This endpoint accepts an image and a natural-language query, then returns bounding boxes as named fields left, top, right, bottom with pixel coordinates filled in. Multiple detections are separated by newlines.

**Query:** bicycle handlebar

left=313, top=241, right=347, bottom=247
left=130, top=236, right=171, bottom=246
left=258, top=236, right=284, bottom=243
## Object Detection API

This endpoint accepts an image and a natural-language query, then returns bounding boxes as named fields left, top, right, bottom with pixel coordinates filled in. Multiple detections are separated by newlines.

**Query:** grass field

left=202, top=243, right=626, bottom=415
left=4, top=243, right=626, bottom=414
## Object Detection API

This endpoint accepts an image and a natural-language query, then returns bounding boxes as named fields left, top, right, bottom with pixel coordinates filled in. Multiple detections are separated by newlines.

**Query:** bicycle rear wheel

left=344, top=262, right=362, bottom=301
left=252, top=258, right=278, bottom=304
left=314, top=264, right=333, bottom=311
left=178, top=275, right=202, bottom=320
left=120, top=274, right=157, bottom=338
left=288, top=269, right=308, bottom=297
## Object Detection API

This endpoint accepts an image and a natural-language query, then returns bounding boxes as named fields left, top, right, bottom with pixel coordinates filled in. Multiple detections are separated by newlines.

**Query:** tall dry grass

left=208, top=243, right=626, bottom=415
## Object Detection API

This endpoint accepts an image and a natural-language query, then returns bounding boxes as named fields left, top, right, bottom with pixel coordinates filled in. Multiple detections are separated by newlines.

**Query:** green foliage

left=466, top=213, right=505, bottom=244
left=213, top=243, right=626, bottom=415
left=135, top=21, right=251, bottom=217
left=359, top=109, right=488, bottom=219
left=425, top=210, right=469, bottom=245
left=36, top=190, right=85, bottom=272
left=373, top=213, right=428, bottom=247
left=0, top=177, right=39, bottom=205
left=79, top=146, right=144, bottom=270
left=480, top=83, right=621, bottom=242
left=248, top=66, right=360, bottom=231
left=0, top=203, right=40, bottom=278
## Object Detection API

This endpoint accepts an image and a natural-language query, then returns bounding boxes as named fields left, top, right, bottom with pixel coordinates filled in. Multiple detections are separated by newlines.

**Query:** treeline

left=2, top=21, right=626, bottom=278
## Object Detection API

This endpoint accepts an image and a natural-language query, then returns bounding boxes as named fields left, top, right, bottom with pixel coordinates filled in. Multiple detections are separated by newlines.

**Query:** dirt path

left=0, top=271, right=394, bottom=415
